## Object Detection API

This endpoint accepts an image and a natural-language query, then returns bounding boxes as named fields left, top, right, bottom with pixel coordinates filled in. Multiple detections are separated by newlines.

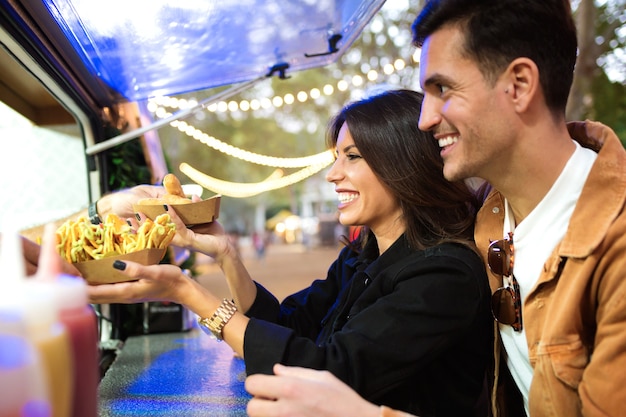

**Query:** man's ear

left=503, top=57, right=539, bottom=114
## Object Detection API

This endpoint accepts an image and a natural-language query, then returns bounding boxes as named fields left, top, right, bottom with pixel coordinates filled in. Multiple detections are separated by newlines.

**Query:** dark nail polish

left=126, top=220, right=132, bottom=227
left=135, top=213, right=141, bottom=221
left=163, top=204, right=169, bottom=211
left=113, top=260, right=127, bottom=270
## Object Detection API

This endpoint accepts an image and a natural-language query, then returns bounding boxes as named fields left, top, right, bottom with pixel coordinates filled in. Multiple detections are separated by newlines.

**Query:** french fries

left=55, top=212, right=176, bottom=263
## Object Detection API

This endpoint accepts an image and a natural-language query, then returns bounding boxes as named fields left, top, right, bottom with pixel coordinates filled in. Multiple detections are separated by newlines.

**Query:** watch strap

left=88, top=201, right=102, bottom=225
left=198, top=298, right=237, bottom=341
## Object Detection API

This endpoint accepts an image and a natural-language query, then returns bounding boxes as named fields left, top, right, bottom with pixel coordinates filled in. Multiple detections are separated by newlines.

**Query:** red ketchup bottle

left=35, top=224, right=99, bottom=417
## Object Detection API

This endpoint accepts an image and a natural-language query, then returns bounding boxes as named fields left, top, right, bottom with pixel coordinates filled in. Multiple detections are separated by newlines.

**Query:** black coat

left=243, top=234, right=493, bottom=416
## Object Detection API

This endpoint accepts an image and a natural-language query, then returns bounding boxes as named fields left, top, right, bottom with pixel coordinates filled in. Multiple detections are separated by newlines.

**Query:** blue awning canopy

left=38, top=0, right=386, bottom=102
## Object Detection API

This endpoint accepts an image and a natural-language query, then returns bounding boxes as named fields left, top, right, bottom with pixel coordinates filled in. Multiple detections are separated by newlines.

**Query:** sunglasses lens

left=488, top=240, right=510, bottom=276
left=491, top=287, right=516, bottom=325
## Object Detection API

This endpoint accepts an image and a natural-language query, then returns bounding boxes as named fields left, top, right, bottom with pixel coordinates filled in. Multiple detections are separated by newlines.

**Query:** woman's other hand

left=132, top=206, right=232, bottom=261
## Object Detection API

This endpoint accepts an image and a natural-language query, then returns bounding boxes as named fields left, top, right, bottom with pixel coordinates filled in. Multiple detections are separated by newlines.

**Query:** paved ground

left=194, top=241, right=342, bottom=301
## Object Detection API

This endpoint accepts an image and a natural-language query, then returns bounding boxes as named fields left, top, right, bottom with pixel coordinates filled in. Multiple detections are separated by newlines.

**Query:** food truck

left=0, top=1, right=394, bottom=415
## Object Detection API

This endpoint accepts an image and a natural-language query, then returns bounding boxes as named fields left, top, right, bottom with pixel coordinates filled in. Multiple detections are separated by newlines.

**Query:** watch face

left=198, top=318, right=222, bottom=341
left=198, top=317, right=219, bottom=339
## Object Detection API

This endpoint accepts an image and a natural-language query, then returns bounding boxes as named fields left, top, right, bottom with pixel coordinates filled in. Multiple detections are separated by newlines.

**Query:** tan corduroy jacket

left=476, top=121, right=626, bottom=417
left=382, top=121, right=626, bottom=417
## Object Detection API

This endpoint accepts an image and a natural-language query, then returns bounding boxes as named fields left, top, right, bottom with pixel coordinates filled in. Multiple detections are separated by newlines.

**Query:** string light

left=169, top=118, right=334, bottom=168
left=148, top=58, right=409, bottom=115
left=180, top=161, right=332, bottom=198
left=144, top=60, right=409, bottom=197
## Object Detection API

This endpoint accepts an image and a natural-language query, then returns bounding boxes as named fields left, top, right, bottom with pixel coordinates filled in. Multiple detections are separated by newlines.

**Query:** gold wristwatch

left=198, top=298, right=237, bottom=341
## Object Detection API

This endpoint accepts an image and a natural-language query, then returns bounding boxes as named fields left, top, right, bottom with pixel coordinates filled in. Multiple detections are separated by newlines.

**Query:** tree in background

left=568, top=0, right=625, bottom=141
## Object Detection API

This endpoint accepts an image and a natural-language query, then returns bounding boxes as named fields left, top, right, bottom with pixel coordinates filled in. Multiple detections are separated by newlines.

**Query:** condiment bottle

left=0, top=228, right=52, bottom=417
left=0, top=227, right=73, bottom=417
left=35, top=224, right=99, bottom=417
left=0, top=319, right=52, bottom=417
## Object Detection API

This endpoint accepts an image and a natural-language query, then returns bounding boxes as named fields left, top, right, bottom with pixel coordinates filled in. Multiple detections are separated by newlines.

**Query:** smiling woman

left=87, top=89, right=493, bottom=417
left=0, top=0, right=407, bottom=401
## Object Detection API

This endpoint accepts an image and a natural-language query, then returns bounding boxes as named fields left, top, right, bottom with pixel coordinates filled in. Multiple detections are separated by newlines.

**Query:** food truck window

left=0, top=102, right=88, bottom=231
left=0, top=26, right=92, bottom=232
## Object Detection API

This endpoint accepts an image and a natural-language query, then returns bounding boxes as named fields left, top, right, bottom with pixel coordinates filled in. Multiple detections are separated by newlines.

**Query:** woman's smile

left=337, top=191, right=359, bottom=209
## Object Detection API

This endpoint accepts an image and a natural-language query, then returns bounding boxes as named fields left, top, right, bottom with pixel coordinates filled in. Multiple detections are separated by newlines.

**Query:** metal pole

left=85, top=75, right=267, bottom=156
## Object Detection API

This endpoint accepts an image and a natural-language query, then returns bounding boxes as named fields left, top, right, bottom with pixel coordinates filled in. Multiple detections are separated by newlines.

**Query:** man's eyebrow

left=422, top=73, right=450, bottom=88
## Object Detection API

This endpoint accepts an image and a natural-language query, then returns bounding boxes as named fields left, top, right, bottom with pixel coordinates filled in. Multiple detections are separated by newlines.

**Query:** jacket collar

left=345, top=232, right=412, bottom=277
left=559, top=121, right=626, bottom=257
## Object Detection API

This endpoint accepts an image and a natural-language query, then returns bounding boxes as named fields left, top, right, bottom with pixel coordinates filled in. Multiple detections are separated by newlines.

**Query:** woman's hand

left=245, top=364, right=381, bottom=417
left=86, top=258, right=241, bottom=354
left=132, top=206, right=232, bottom=261
left=87, top=260, right=192, bottom=305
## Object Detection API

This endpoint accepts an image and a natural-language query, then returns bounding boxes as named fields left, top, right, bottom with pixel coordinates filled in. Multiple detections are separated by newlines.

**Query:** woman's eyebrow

left=340, top=144, right=357, bottom=153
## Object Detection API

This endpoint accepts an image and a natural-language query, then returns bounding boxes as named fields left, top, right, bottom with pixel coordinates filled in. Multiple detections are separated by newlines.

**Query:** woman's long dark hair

left=326, top=89, right=480, bottom=251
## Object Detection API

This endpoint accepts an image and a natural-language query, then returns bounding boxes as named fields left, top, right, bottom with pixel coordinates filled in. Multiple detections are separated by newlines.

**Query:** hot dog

left=163, top=173, right=186, bottom=197
left=137, top=174, right=194, bottom=205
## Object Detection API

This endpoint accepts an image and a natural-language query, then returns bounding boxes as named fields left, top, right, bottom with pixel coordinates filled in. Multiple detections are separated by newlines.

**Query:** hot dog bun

left=163, top=194, right=193, bottom=204
left=137, top=195, right=192, bottom=205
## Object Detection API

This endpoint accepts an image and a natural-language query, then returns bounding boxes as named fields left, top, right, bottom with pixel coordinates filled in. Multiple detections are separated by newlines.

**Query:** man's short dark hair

left=412, top=0, right=578, bottom=113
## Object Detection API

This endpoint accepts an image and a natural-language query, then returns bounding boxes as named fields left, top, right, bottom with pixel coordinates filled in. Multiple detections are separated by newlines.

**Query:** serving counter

left=98, top=328, right=250, bottom=416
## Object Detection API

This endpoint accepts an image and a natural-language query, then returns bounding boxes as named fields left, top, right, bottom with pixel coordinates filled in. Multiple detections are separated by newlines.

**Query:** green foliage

left=102, top=124, right=152, bottom=191
left=589, top=72, right=626, bottom=145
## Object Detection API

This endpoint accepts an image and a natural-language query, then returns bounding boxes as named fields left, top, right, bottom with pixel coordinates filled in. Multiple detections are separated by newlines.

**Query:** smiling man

left=413, top=0, right=626, bottom=416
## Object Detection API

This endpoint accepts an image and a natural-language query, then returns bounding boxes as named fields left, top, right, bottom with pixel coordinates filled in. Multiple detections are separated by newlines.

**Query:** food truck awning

left=4, top=0, right=386, bottom=107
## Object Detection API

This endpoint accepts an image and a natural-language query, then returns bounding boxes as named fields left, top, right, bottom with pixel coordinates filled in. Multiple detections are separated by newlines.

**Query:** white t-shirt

left=500, top=141, right=597, bottom=415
